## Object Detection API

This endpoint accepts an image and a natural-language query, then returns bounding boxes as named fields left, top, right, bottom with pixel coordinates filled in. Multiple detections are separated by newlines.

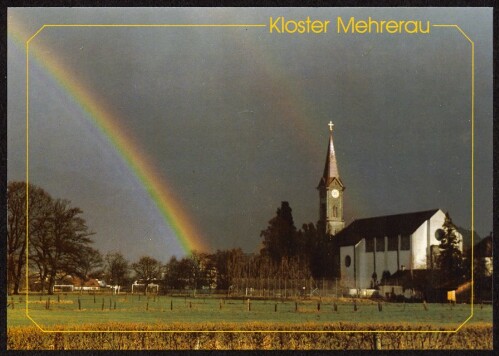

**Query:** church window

left=345, top=255, right=351, bottom=267
left=400, top=234, right=411, bottom=250
left=376, top=236, right=385, bottom=252
left=365, top=238, right=374, bottom=252
left=387, top=235, right=398, bottom=251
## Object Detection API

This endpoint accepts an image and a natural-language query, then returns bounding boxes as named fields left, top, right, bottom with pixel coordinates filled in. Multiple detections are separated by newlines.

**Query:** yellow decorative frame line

left=25, top=22, right=474, bottom=334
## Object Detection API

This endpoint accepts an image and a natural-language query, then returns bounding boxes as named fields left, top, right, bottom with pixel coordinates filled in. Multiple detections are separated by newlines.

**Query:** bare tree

left=104, top=251, right=130, bottom=287
left=72, top=246, right=103, bottom=292
left=30, top=199, right=94, bottom=294
left=132, top=256, right=161, bottom=295
left=7, top=181, right=53, bottom=294
left=208, top=248, right=245, bottom=291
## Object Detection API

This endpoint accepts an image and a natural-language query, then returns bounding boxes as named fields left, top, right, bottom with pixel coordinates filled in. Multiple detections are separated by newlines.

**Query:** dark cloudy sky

left=7, top=7, right=492, bottom=263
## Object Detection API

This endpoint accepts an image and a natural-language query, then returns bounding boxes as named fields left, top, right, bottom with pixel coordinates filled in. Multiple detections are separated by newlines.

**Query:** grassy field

left=7, top=293, right=492, bottom=330
left=7, top=293, right=492, bottom=350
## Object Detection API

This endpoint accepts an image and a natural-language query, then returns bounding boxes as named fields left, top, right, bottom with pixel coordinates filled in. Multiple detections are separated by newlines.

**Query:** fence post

left=295, top=302, right=298, bottom=312
left=11, top=297, right=14, bottom=309
left=171, top=300, right=173, bottom=311
left=114, top=301, right=116, bottom=310
left=333, top=302, right=338, bottom=312
left=275, top=303, right=277, bottom=312
left=102, top=298, right=104, bottom=311
left=378, top=302, right=382, bottom=312
left=247, top=298, right=251, bottom=311
left=77, top=297, right=80, bottom=310
left=423, top=300, right=428, bottom=311
left=353, top=299, right=357, bottom=311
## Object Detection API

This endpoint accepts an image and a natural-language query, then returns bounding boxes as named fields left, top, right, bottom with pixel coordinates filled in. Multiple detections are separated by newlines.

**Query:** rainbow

left=9, top=20, right=211, bottom=254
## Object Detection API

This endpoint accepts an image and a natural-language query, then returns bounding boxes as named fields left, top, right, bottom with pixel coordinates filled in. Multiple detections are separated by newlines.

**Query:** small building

left=56, top=275, right=104, bottom=292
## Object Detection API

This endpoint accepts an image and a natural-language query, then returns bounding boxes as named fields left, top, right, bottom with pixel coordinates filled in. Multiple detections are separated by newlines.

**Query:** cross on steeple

left=328, top=121, right=334, bottom=132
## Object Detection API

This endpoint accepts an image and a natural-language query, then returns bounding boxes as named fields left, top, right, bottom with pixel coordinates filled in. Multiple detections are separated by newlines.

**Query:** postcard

left=6, top=6, right=493, bottom=350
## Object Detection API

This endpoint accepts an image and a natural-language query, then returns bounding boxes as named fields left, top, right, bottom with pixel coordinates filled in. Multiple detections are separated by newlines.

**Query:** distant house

left=57, top=275, right=105, bottom=292
left=334, top=209, right=463, bottom=292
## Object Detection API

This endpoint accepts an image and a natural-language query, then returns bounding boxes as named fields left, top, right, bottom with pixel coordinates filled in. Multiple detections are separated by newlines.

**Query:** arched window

left=333, top=206, right=338, bottom=217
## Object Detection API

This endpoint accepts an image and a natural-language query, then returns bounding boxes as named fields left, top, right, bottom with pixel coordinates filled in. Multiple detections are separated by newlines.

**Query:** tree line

left=7, top=182, right=337, bottom=295
left=7, top=181, right=489, bottom=298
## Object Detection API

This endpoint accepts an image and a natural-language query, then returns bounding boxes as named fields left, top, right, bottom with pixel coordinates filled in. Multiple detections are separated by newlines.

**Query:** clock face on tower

left=331, top=189, right=339, bottom=198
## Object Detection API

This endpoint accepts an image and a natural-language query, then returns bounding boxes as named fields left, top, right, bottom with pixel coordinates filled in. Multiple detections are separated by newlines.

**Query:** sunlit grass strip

left=7, top=322, right=492, bottom=350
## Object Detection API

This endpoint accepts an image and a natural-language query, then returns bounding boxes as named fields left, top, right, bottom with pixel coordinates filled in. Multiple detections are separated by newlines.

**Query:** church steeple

left=317, top=121, right=345, bottom=235
left=321, top=122, right=341, bottom=185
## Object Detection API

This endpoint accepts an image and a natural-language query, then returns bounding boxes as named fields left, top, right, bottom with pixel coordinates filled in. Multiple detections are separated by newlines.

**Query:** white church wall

left=399, top=250, right=411, bottom=271
left=355, top=242, right=363, bottom=289
left=346, top=238, right=413, bottom=290
left=385, top=251, right=399, bottom=277
left=372, top=242, right=399, bottom=283
left=412, top=210, right=446, bottom=269
left=412, top=222, right=428, bottom=269
left=373, top=237, right=395, bottom=282
left=340, top=245, right=355, bottom=289
left=362, top=248, right=375, bottom=288
left=356, top=240, right=370, bottom=289
left=374, top=250, right=383, bottom=283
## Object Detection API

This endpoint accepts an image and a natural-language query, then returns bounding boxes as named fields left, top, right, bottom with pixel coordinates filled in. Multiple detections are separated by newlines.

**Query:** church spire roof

left=319, top=121, right=343, bottom=187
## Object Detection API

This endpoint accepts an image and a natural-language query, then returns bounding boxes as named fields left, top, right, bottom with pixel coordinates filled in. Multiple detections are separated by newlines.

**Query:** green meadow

left=7, top=293, right=492, bottom=330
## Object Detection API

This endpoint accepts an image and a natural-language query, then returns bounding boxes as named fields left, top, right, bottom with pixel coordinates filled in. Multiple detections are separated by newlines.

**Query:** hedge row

left=8, top=322, right=492, bottom=350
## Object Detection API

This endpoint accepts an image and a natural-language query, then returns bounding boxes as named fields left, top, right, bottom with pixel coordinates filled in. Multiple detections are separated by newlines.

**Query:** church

left=318, top=122, right=462, bottom=295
